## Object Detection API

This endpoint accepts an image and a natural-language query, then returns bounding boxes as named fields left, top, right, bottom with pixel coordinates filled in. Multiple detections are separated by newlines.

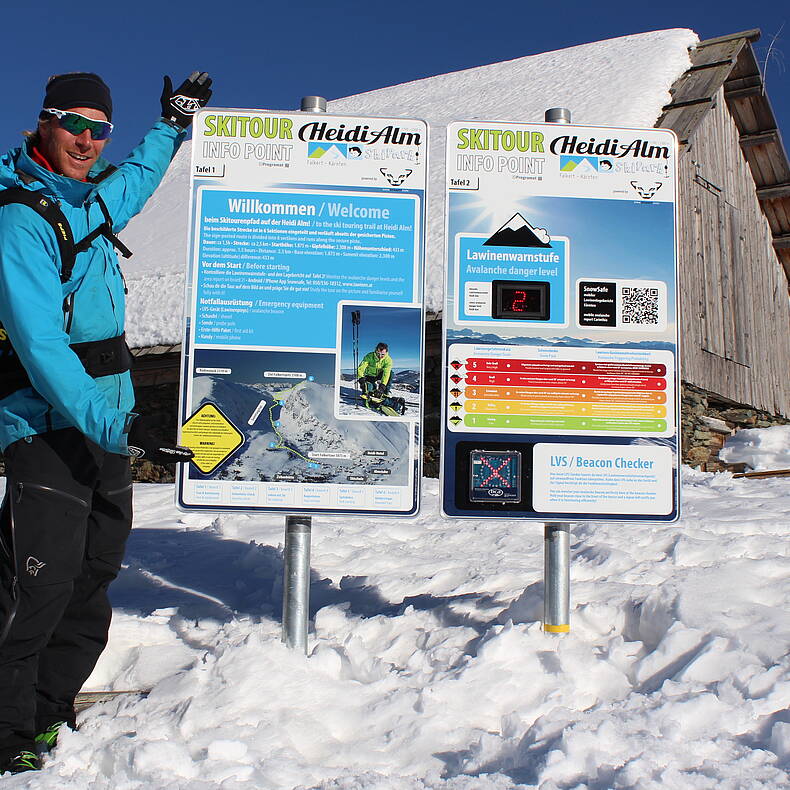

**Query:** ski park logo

left=308, top=142, right=348, bottom=160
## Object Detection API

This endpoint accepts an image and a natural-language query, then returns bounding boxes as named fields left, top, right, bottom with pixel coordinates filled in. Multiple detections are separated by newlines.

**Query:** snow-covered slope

left=5, top=451, right=788, bottom=788
left=120, top=29, right=697, bottom=348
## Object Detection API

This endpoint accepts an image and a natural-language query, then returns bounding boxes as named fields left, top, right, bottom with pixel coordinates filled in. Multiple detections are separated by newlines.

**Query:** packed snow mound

left=121, top=143, right=191, bottom=348
left=4, top=453, right=788, bottom=788
left=720, top=424, right=790, bottom=470
left=120, top=29, right=696, bottom=348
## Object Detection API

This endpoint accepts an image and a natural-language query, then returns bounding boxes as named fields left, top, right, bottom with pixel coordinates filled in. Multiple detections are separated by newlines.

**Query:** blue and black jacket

left=0, top=121, right=184, bottom=454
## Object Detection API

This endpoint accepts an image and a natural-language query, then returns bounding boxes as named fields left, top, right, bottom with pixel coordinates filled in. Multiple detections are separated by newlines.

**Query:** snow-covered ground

left=720, top=424, right=790, bottom=471
left=3, top=428, right=788, bottom=788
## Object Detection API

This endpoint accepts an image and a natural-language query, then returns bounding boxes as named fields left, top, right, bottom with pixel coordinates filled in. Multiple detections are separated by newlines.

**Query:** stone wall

left=680, top=383, right=789, bottom=472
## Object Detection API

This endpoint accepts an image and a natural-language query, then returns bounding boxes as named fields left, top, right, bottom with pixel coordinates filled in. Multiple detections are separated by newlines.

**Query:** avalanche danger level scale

left=447, top=344, right=674, bottom=437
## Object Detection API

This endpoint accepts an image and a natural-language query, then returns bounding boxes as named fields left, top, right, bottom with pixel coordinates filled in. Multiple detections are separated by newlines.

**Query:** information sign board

left=442, top=121, right=680, bottom=521
left=177, top=109, right=427, bottom=515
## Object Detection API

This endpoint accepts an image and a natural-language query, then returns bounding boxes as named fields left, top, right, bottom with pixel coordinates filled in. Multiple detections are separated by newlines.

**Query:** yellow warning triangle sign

left=180, top=402, right=244, bottom=474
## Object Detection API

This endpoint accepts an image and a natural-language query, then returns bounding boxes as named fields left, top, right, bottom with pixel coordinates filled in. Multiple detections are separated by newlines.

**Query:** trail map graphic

left=189, top=374, right=410, bottom=487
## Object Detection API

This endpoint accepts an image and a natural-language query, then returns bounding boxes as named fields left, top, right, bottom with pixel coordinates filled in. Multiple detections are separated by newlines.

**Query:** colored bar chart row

left=460, top=414, right=667, bottom=432
left=464, top=372, right=666, bottom=390
left=463, top=400, right=666, bottom=418
left=463, top=386, right=666, bottom=404
left=463, top=358, right=666, bottom=376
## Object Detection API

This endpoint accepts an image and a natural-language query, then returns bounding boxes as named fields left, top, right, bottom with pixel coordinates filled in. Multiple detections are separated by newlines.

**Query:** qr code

left=621, top=287, right=659, bottom=324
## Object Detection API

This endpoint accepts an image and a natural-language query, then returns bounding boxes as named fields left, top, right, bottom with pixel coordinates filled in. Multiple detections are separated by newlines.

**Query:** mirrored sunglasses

left=42, top=108, right=113, bottom=141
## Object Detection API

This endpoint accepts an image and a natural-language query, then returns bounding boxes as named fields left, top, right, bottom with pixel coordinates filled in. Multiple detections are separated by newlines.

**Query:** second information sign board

left=441, top=120, right=680, bottom=522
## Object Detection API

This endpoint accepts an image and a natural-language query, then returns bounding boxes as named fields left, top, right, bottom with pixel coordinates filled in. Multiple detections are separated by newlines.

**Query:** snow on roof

left=121, top=28, right=697, bottom=348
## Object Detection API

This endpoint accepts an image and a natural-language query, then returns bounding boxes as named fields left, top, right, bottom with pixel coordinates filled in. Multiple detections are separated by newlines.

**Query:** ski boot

left=35, top=722, right=66, bottom=756
left=0, top=750, right=41, bottom=774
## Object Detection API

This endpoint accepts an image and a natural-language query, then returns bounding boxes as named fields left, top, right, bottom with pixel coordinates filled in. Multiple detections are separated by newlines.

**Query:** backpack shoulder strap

left=95, top=193, right=132, bottom=257
left=72, top=193, right=133, bottom=260
left=0, top=186, right=77, bottom=283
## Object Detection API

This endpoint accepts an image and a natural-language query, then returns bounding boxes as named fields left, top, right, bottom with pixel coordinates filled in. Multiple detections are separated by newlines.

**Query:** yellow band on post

left=543, top=623, right=570, bottom=633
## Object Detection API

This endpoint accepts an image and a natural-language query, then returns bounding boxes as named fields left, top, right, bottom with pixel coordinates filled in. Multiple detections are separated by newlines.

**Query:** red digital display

left=492, top=280, right=550, bottom=320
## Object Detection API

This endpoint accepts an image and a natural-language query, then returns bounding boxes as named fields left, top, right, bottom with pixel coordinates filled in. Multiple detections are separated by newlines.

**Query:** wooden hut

left=657, top=29, right=790, bottom=419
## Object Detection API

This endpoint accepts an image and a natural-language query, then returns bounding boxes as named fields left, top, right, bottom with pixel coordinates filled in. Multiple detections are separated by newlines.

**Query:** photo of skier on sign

left=357, top=343, right=406, bottom=416
left=338, top=304, right=421, bottom=421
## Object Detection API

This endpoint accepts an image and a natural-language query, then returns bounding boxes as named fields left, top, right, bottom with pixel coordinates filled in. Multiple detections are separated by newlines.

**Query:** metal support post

left=542, top=106, right=572, bottom=635
left=544, top=107, right=572, bottom=124
left=282, top=515, right=312, bottom=652
left=280, top=95, right=327, bottom=654
left=543, top=522, right=570, bottom=633
left=301, top=96, right=327, bottom=113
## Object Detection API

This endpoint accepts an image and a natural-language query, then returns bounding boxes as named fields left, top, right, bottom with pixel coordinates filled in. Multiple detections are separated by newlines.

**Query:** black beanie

left=43, top=72, right=113, bottom=120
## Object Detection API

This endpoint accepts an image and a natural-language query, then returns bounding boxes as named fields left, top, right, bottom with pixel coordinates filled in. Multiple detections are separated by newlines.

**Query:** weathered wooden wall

left=678, top=87, right=790, bottom=416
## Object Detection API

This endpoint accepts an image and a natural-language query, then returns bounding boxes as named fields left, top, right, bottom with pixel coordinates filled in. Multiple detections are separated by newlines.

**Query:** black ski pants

left=0, top=429, right=132, bottom=761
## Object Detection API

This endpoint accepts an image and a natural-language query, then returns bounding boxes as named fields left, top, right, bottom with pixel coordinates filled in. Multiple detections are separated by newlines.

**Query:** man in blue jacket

left=0, top=71, right=211, bottom=774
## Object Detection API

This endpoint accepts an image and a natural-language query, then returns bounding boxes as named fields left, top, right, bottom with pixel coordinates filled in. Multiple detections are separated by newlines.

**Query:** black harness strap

left=73, top=194, right=133, bottom=260
left=0, top=187, right=76, bottom=283
left=0, top=173, right=135, bottom=401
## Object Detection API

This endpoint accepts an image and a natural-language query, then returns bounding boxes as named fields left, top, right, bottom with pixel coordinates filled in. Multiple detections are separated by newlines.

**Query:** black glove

left=374, top=384, right=387, bottom=397
left=127, top=415, right=194, bottom=465
left=160, top=72, right=212, bottom=129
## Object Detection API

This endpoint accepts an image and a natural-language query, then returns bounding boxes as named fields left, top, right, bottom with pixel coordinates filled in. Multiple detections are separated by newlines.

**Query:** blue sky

left=2, top=1, right=787, bottom=159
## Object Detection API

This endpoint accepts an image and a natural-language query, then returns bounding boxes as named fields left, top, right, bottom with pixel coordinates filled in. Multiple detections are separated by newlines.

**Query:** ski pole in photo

left=352, top=310, right=361, bottom=409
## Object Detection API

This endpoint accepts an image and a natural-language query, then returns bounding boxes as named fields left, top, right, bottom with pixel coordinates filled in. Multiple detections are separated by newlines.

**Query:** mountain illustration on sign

left=484, top=213, right=552, bottom=248
left=321, top=145, right=347, bottom=160
left=560, top=156, right=597, bottom=173
left=309, top=144, right=346, bottom=160
left=189, top=375, right=409, bottom=485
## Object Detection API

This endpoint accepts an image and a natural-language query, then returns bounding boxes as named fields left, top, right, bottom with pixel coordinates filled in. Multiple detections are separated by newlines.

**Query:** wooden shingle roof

left=657, top=30, right=790, bottom=284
